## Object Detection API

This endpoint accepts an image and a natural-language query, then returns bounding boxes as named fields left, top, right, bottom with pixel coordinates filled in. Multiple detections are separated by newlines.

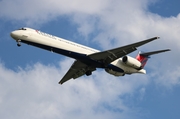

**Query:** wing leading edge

left=59, top=37, right=159, bottom=84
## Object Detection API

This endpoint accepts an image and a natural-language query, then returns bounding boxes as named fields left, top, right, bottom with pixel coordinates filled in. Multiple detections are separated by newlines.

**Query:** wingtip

left=156, top=36, right=160, bottom=39
left=147, top=36, right=160, bottom=42
left=164, top=49, right=171, bottom=52
left=58, top=81, right=63, bottom=85
left=160, top=49, right=171, bottom=52
left=152, top=36, right=160, bottom=40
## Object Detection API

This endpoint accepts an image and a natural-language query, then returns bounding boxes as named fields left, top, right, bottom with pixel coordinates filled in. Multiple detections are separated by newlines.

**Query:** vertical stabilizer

left=136, top=52, right=149, bottom=68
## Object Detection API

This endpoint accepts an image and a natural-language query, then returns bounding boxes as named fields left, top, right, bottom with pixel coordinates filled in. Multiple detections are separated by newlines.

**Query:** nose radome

left=10, top=31, right=15, bottom=37
left=10, top=31, right=20, bottom=39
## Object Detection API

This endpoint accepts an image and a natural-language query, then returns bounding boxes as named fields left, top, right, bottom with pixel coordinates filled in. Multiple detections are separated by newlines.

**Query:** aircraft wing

left=88, top=37, right=159, bottom=65
left=59, top=60, right=96, bottom=84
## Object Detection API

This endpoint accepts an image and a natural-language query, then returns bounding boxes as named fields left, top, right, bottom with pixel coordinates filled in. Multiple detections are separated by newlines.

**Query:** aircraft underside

left=21, top=40, right=125, bottom=75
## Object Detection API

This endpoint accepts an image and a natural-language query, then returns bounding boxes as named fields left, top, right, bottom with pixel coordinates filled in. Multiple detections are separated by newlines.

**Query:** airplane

left=10, top=27, right=170, bottom=84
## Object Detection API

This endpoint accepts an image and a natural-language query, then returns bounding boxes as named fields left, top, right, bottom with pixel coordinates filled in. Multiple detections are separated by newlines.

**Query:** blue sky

left=0, top=0, right=180, bottom=119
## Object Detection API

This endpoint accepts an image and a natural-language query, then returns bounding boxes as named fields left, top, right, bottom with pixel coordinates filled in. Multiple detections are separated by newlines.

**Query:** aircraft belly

left=20, top=40, right=103, bottom=67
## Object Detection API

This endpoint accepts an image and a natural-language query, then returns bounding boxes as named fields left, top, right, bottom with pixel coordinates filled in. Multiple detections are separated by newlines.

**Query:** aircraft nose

left=10, top=31, right=20, bottom=39
left=10, top=31, right=15, bottom=37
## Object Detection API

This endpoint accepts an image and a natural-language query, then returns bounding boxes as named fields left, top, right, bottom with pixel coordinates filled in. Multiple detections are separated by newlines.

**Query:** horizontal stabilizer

left=140, top=49, right=170, bottom=56
left=136, top=49, right=170, bottom=68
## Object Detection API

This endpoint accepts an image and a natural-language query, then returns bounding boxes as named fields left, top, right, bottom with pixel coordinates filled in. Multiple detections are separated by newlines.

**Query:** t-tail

left=136, top=49, right=170, bottom=68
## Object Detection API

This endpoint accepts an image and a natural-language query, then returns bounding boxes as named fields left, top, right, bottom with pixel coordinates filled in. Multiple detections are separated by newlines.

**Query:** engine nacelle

left=122, top=56, right=142, bottom=69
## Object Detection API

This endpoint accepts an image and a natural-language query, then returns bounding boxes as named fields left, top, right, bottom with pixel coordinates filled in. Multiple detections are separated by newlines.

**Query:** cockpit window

left=18, top=28, right=26, bottom=30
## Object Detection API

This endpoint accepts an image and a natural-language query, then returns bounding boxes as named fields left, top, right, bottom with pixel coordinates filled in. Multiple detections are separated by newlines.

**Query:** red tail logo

left=136, top=53, right=149, bottom=68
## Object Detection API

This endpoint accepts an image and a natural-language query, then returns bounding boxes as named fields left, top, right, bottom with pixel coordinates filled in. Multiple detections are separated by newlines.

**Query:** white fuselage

left=12, top=28, right=99, bottom=54
left=11, top=27, right=146, bottom=76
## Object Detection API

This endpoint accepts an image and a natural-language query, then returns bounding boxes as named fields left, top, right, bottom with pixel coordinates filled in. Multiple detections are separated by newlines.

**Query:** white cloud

left=149, top=66, right=180, bottom=89
left=0, top=0, right=109, bottom=25
left=0, top=59, right=149, bottom=119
